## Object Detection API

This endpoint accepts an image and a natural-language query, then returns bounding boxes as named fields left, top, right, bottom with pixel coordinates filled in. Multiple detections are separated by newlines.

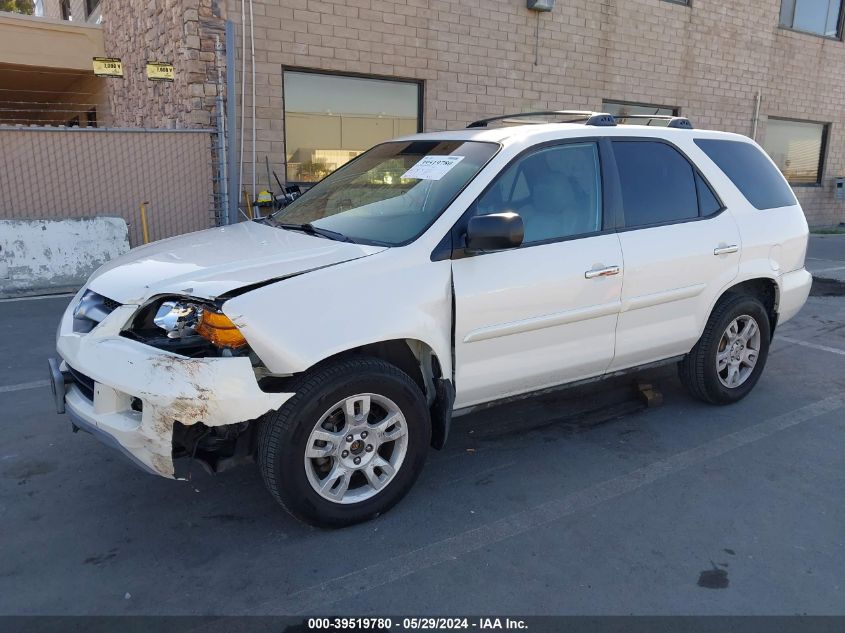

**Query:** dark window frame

left=764, top=116, right=830, bottom=187
left=60, top=0, right=71, bottom=20
left=85, top=0, right=100, bottom=18
left=281, top=66, right=424, bottom=187
left=608, top=138, right=726, bottom=233
left=661, top=0, right=692, bottom=8
left=778, top=0, right=845, bottom=40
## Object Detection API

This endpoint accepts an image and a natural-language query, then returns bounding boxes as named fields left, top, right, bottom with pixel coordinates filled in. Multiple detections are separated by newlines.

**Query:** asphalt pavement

left=0, top=236, right=843, bottom=616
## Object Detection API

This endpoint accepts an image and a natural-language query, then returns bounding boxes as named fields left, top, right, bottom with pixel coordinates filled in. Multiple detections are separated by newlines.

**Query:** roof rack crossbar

left=466, top=111, right=694, bottom=130
left=614, top=114, right=694, bottom=129
left=467, top=110, right=617, bottom=129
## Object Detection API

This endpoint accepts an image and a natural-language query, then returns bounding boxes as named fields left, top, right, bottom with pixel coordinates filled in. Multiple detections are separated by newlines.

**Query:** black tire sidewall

left=702, top=297, right=771, bottom=404
left=264, top=360, right=430, bottom=527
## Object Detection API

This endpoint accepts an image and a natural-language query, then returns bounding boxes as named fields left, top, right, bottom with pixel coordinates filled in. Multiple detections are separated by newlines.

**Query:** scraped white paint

left=0, top=218, right=129, bottom=298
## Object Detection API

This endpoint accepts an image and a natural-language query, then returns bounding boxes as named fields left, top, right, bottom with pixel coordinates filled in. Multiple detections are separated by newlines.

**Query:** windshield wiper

left=275, top=222, right=355, bottom=243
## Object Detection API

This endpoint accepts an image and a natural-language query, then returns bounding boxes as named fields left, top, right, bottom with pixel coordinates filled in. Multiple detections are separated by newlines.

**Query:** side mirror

left=465, top=212, right=524, bottom=253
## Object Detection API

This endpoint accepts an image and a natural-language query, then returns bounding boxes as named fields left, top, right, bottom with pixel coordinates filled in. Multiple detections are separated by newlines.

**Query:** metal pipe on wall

left=249, top=0, right=256, bottom=200
left=225, top=21, right=239, bottom=226
left=751, top=91, right=762, bottom=140
left=214, top=35, right=229, bottom=223
left=238, top=0, right=247, bottom=207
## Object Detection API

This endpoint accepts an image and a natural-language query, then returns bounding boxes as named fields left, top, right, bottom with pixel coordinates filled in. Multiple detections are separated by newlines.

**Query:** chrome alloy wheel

left=304, top=393, right=408, bottom=504
left=716, top=314, right=761, bottom=389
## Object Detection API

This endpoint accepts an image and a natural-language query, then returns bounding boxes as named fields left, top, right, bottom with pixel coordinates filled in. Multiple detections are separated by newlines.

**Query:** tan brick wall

left=99, top=0, right=224, bottom=128
left=221, top=0, right=845, bottom=226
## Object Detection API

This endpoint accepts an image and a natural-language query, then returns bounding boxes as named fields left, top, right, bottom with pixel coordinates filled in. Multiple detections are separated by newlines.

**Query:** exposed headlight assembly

left=126, top=297, right=248, bottom=355
left=153, top=300, right=247, bottom=349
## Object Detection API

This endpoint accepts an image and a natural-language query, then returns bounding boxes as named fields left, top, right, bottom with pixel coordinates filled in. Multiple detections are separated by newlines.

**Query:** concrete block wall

left=222, top=0, right=845, bottom=226
left=0, top=218, right=129, bottom=298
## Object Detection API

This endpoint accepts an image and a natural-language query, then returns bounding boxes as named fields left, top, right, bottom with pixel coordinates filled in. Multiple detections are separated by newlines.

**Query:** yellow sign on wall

left=92, top=57, right=123, bottom=78
left=146, top=61, right=174, bottom=82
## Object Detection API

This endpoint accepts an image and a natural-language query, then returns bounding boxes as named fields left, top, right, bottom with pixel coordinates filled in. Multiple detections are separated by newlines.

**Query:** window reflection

left=764, top=118, right=827, bottom=185
left=602, top=101, right=678, bottom=126
left=283, top=71, right=421, bottom=183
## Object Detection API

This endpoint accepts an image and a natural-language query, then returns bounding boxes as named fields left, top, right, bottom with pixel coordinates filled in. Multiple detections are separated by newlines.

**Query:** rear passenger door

left=608, top=139, right=741, bottom=372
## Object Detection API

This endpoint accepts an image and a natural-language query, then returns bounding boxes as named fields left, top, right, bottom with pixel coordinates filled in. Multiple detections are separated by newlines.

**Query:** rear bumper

left=778, top=267, right=813, bottom=325
left=52, top=299, right=293, bottom=478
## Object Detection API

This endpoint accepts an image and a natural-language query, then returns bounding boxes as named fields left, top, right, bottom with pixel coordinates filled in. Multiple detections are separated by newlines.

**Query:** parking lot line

left=0, top=379, right=50, bottom=394
left=250, top=393, right=845, bottom=615
left=778, top=336, right=845, bottom=357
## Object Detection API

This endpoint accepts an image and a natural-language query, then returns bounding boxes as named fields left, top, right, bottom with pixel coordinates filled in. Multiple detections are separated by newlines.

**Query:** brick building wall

left=221, top=0, right=845, bottom=226
left=99, top=0, right=224, bottom=128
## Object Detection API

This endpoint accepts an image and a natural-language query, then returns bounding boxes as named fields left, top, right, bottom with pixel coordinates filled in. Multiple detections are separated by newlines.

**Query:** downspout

left=249, top=0, right=257, bottom=201
left=238, top=0, right=247, bottom=208
left=225, top=21, right=239, bottom=226
left=751, top=91, right=762, bottom=141
left=214, top=35, right=229, bottom=224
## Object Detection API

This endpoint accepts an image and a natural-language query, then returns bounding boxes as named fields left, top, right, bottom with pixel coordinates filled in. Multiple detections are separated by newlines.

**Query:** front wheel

left=679, top=294, right=771, bottom=405
left=257, top=357, right=431, bottom=527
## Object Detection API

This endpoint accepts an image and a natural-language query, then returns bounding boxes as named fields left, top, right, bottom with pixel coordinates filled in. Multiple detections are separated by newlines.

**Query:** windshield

left=272, top=140, right=499, bottom=245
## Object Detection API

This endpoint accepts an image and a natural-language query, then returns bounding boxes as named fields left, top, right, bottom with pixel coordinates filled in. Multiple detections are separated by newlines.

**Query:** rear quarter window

left=694, top=139, right=797, bottom=211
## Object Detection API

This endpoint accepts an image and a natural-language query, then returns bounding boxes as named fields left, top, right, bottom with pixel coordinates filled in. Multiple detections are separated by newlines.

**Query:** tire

left=678, top=294, right=771, bottom=405
left=257, top=356, right=431, bottom=527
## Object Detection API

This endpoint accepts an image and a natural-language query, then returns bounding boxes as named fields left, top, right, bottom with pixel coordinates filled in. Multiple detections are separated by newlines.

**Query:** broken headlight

left=124, top=298, right=248, bottom=355
left=154, top=301, right=201, bottom=339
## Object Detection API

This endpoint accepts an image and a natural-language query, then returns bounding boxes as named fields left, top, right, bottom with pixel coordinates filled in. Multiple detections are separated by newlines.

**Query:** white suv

left=49, top=111, right=812, bottom=526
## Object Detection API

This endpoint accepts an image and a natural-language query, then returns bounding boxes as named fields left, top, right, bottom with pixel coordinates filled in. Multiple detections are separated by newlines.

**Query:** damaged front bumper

left=51, top=301, right=293, bottom=478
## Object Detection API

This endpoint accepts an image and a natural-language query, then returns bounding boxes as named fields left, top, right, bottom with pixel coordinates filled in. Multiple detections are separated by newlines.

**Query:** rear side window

left=694, top=139, right=797, bottom=210
left=613, top=141, right=699, bottom=227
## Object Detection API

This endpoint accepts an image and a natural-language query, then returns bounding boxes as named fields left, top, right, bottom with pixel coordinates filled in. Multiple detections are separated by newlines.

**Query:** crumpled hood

left=86, top=221, right=386, bottom=304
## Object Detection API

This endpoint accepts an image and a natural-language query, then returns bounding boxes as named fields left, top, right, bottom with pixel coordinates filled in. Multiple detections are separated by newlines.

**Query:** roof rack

left=466, top=111, right=694, bottom=130
left=466, top=110, right=617, bottom=129
left=613, top=114, right=694, bottom=129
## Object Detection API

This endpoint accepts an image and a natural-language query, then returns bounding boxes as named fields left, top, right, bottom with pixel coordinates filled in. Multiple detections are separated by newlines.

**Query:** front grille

left=66, top=365, right=95, bottom=402
left=102, top=297, right=122, bottom=312
left=73, top=290, right=123, bottom=333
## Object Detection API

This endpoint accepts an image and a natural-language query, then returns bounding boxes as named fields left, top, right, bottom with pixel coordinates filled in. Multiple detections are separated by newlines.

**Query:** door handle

left=714, top=245, right=739, bottom=256
left=585, top=265, right=621, bottom=279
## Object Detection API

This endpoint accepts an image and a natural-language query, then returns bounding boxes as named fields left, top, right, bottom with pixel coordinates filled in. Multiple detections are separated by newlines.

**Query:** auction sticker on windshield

left=402, top=155, right=465, bottom=180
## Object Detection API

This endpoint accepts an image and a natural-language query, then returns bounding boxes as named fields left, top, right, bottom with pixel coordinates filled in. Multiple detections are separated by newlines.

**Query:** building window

left=60, top=0, right=71, bottom=20
left=85, top=0, right=100, bottom=18
left=283, top=70, right=422, bottom=183
left=763, top=118, right=828, bottom=186
left=779, top=0, right=843, bottom=37
left=602, top=100, right=679, bottom=126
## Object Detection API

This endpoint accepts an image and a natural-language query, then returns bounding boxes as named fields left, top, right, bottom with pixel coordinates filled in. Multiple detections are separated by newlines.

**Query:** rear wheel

left=679, top=294, right=771, bottom=405
left=258, top=357, right=431, bottom=527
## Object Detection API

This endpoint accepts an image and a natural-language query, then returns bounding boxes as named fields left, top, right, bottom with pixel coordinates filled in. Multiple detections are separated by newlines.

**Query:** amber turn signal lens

left=196, top=310, right=247, bottom=349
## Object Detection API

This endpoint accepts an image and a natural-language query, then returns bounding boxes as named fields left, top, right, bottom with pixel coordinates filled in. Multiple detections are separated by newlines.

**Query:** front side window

left=602, top=101, right=679, bottom=126
left=472, top=142, right=603, bottom=244
left=763, top=118, right=828, bottom=185
left=780, top=0, right=843, bottom=37
left=272, top=140, right=498, bottom=246
left=613, top=141, right=700, bottom=227
left=283, top=71, right=421, bottom=183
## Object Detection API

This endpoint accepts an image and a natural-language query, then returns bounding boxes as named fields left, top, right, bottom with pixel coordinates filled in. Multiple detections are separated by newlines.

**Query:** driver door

left=451, top=140, right=624, bottom=409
